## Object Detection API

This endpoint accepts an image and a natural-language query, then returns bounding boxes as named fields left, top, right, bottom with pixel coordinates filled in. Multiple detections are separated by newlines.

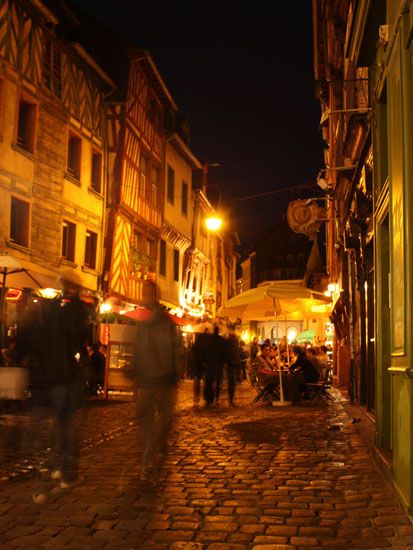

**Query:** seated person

left=1, top=339, right=19, bottom=368
left=255, top=344, right=278, bottom=383
left=289, top=345, right=320, bottom=404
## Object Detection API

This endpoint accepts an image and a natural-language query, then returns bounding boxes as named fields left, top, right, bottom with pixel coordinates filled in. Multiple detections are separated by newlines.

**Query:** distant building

left=239, top=220, right=324, bottom=291
left=237, top=220, right=327, bottom=342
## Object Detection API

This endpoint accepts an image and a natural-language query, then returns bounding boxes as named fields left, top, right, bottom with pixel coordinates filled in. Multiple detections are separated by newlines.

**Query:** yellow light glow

left=287, top=327, right=298, bottom=343
left=241, top=330, right=251, bottom=344
left=310, top=304, right=330, bottom=313
left=205, top=215, right=222, bottom=231
left=100, top=303, right=112, bottom=314
left=38, top=287, right=61, bottom=299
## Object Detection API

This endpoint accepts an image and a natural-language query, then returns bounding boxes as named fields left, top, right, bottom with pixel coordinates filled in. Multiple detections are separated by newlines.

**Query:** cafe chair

left=248, top=371, right=280, bottom=405
left=304, top=381, right=335, bottom=404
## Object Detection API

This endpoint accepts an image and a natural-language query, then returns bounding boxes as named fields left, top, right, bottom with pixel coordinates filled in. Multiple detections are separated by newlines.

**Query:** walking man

left=203, top=326, right=227, bottom=406
left=17, top=271, right=90, bottom=503
left=133, top=302, right=182, bottom=479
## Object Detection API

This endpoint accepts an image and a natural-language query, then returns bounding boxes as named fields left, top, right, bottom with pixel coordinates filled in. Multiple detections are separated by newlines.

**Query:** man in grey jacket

left=134, top=302, right=181, bottom=478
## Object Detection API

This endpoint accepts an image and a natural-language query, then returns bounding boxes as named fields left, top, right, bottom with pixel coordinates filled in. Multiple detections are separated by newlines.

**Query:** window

left=181, top=181, right=188, bottom=215
left=133, top=230, right=141, bottom=249
left=159, top=239, right=166, bottom=276
left=62, top=220, right=76, bottom=262
left=84, top=230, right=97, bottom=269
left=147, top=97, right=155, bottom=122
left=140, top=154, right=146, bottom=197
left=152, top=167, right=159, bottom=207
left=147, top=96, right=160, bottom=129
left=67, top=133, right=81, bottom=180
left=173, top=249, right=180, bottom=282
left=43, top=38, right=62, bottom=97
left=167, top=165, right=174, bottom=204
left=91, top=150, right=102, bottom=193
left=10, top=197, right=30, bottom=247
left=17, top=98, right=36, bottom=153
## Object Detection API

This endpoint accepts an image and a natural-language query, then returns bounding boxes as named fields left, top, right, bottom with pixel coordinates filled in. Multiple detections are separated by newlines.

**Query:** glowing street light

left=205, top=214, right=222, bottom=231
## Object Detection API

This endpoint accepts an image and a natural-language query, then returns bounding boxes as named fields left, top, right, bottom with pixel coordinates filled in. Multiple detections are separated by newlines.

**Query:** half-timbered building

left=104, top=50, right=175, bottom=309
left=68, top=8, right=177, bottom=310
left=0, top=0, right=113, bottom=338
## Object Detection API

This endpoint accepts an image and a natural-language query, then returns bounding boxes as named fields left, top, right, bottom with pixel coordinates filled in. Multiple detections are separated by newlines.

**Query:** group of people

left=251, top=339, right=330, bottom=405
left=189, top=327, right=246, bottom=407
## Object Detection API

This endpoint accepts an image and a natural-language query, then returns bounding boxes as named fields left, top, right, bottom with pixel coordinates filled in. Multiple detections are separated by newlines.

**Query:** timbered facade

left=104, top=51, right=176, bottom=306
left=0, top=0, right=112, bottom=300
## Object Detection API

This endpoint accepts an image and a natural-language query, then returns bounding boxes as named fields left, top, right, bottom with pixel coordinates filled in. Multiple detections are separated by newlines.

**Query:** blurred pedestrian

left=226, top=332, right=241, bottom=405
left=88, top=342, right=106, bottom=395
left=249, top=336, right=259, bottom=362
left=190, top=329, right=208, bottom=405
left=17, top=271, right=90, bottom=503
left=133, top=302, right=182, bottom=479
left=239, top=340, right=248, bottom=380
left=203, top=326, right=227, bottom=406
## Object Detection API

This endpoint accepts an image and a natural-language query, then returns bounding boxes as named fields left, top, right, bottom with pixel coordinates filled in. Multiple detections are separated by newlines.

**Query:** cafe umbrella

left=0, top=253, right=46, bottom=345
left=218, top=282, right=332, bottom=405
left=296, top=328, right=316, bottom=343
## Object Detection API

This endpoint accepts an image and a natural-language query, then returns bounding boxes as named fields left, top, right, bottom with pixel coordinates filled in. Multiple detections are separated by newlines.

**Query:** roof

left=52, top=1, right=176, bottom=108
left=167, top=132, right=202, bottom=170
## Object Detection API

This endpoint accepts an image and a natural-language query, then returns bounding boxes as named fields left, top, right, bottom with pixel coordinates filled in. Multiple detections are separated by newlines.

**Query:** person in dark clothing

left=133, top=302, right=182, bottom=478
left=190, top=330, right=209, bottom=405
left=226, top=333, right=241, bottom=405
left=289, top=345, right=320, bottom=404
left=203, top=326, right=227, bottom=406
left=17, top=272, right=89, bottom=503
left=88, top=342, right=106, bottom=395
left=249, top=336, right=259, bottom=362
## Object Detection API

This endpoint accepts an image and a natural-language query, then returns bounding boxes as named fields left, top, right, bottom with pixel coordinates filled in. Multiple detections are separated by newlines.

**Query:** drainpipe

left=347, top=250, right=356, bottom=403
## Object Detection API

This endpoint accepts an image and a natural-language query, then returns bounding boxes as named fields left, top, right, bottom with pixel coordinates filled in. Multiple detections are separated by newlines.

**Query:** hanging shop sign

left=287, top=200, right=326, bottom=235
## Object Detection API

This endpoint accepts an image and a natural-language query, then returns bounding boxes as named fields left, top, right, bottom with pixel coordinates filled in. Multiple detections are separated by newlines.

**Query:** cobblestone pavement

left=0, top=380, right=412, bottom=549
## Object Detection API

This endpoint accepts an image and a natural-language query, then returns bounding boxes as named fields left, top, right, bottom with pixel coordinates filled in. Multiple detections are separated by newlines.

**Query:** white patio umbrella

left=0, top=253, right=44, bottom=288
left=218, top=282, right=331, bottom=321
left=0, top=253, right=45, bottom=346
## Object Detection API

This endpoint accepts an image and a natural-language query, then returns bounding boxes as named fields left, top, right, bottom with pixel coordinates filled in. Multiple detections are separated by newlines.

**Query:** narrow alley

left=0, top=381, right=411, bottom=549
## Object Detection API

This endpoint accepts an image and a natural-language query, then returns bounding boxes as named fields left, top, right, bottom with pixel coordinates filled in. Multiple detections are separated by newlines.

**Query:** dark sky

left=72, top=1, right=324, bottom=250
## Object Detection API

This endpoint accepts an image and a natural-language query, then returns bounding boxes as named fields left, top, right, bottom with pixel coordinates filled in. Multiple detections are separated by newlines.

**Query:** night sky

left=71, top=1, right=324, bottom=250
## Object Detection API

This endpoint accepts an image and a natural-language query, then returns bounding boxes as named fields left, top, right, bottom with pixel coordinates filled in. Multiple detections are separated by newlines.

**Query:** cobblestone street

left=0, top=380, right=412, bottom=549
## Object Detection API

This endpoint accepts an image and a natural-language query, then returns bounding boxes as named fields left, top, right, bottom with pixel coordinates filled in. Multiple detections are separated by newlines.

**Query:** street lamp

left=205, top=214, right=222, bottom=231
